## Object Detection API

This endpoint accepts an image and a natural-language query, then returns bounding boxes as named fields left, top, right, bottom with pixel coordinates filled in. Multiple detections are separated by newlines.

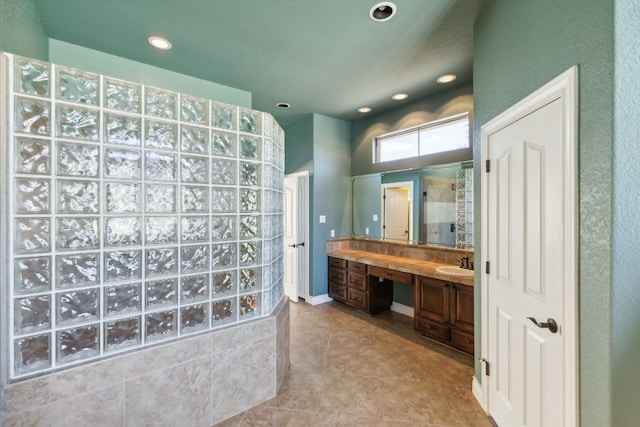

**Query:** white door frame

left=285, top=171, right=310, bottom=300
left=478, top=66, right=579, bottom=426
left=380, top=181, right=414, bottom=241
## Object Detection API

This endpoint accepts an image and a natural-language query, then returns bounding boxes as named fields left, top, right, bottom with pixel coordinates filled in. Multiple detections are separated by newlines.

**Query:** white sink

left=435, top=266, right=474, bottom=277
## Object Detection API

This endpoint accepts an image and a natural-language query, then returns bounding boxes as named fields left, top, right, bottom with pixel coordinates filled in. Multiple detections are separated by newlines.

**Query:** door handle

left=527, top=317, right=558, bottom=333
left=288, top=242, right=305, bottom=248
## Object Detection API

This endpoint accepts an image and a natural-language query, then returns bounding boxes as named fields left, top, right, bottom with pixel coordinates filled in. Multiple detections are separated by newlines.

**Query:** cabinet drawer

left=348, top=288, right=367, bottom=310
left=328, top=257, right=347, bottom=269
left=348, top=261, right=366, bottom=274
left=328, top=267, right=347, bottom=285
left=348, top=272, right=367, bottom=291
left=451, top=329, right=474, bottom=355
left=369, top=265, right=412, bottom=283
left=329, top=282, right=347, bottom=302
left=415, top=317, right=450, bottom=342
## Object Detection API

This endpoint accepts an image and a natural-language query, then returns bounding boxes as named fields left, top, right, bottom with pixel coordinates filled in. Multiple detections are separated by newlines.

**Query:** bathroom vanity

left=327, top=238, right=475, bottom=355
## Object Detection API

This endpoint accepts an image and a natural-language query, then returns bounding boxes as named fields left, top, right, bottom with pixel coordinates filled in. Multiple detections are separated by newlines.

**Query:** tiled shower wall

left=1, top=52, right=288, bottom=421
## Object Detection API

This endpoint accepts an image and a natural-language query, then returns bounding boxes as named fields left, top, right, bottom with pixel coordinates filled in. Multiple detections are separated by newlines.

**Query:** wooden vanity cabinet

left=414, top=275, right=474, bottom=355
left=327, top=257, right=393, bottom=314
left=328, top=257, right=348, bottom=303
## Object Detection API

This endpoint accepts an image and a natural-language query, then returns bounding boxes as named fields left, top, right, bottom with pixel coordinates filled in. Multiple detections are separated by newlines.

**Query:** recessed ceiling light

left=276, top=102, right=291, bottom=109
left=369, top=2, right=396, bottom=22
left=148, top=36, right=172, bottom=50
left=437, top=74, right=457, bottom=84
left=358, top=107, right=372, bottom=113
left=392, top=93, right=408, bottom=100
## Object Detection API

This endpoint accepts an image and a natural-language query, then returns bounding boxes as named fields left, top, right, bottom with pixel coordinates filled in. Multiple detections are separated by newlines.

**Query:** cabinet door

left=415, top=276, right=450, bottom=324
left=451, top=283, right=474, bottom=334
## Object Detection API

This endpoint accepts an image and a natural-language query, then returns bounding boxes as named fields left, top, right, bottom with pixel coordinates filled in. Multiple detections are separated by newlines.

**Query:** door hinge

left=481, top=358, right=491, bottom=376
left=485, top=261, right=490, bottom=274
left=485, top=159, right=491, bottom=173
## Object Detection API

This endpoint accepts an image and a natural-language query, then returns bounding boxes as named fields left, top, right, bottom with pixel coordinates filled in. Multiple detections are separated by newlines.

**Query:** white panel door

left=486, top=98, right=565, bottom=427
left=383, top=187, right=410, bottom=241
left=284, top=174, right=306, bottom=301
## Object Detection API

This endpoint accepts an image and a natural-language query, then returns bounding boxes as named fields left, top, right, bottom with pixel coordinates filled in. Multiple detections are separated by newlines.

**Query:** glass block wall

left=0, top=53, right=285, bottom=380
left=455, top=167, right=473, bottom=249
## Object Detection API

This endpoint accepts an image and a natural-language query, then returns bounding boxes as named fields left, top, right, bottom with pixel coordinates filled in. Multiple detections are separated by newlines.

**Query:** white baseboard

left=472, top=376, right=487, bottom=412
left=306, top=293, right=332, bottom=305
left=390, top=302, right=414, bottom=318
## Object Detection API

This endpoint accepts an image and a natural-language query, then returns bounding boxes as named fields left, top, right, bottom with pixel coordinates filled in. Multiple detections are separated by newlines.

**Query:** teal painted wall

left=351, top=83, right=473, bottom=177
left=284, top=116, right=314, bottom=176
left=612, top=0, right=640, bottom=425
left=48, top=39, right=251, bottom=108
left=351, top=173, right=382, bottom=238
left=0, top=0, right=48, bottom=60
left=475, top=1, right=615, bottom=425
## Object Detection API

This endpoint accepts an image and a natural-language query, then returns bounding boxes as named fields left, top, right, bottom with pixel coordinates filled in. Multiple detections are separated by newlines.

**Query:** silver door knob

left=527, top=317, right=558, bottom=333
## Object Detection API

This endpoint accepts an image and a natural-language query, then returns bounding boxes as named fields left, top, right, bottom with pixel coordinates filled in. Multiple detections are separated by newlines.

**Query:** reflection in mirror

left=381, top=181, right=413, bottom=242
left=351, top=161, right=473, bottom=249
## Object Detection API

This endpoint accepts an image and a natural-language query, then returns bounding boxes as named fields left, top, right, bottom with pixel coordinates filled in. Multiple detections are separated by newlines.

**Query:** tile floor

left=216, top=300, right=494, bottom=427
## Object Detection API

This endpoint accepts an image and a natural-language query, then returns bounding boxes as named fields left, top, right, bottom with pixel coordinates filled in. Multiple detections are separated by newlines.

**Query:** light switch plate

left=365, top=227, right=369, bottom=234
left=319, top=215, right=326, bottom=223
left=330, top=229, right=335, bottom=237
left=373, top=214, right=378, bottom=221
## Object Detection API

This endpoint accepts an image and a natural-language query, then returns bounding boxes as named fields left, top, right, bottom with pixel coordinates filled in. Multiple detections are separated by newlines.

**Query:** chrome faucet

left=459, top=256, right=470, bottom=269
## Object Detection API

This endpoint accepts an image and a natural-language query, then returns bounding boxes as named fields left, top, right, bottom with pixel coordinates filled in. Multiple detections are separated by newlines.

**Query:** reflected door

left=383, top=186, right=410, bottom=241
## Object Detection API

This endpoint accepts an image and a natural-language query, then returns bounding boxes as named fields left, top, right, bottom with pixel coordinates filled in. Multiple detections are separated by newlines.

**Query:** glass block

left=58, top=324, right=99, bottom=362
left=145, top=151, right=177, bottom=181
left=182, top=186, right=208, bottom=213
left=239, top=162, right=260, bottom=187
left=15, top=218, right=50, bottom=254
left=145, top=184, right=176, bottom=213
left=15, top=57, right=50, bottom=96
left=146, top=309, right=177, bottom=342
left=263, top=115, right=274, bottom=139
left=263, top=289, right=273, bottom=314
left=181, top=274, right=209, bottom=302
left=239, top=109, right=261, bottom=135
left=145, top=120, right=177, bottom=150
left=181, top=125, right=208, bottom=154
left=211, top=216, right=235, bottom=241
left=15, top=295, right=50, bottom=333
left=105, top=148, right=141, bottom=179
left=239, top=268, right=261, bottom=293
left=15, top=137, right=50, bottom=174
left=106, top=183, right=140, bottom=213
left=15, top=256, right=51, bottom=294
left=240, top=241, right=260, bottom=266
left=16, top=178, right=50, bottom=213
left=57, top=68, right=99, bottom=105
left=211, top=102, right=236, bottom=130
left=145, top=87, right=176, bottom=119
left=57, top=289, right=99, bottom=325
left=57, top=105, right=99, bottom=141
left=105, top=78, right=141, bottom=113
left=177, top=245, right=207, bottom=274
left=105, top=250, right=142, bottom=282
left=181, top=303, right=208, bottom=333
left=105, top=217, right=140, bottom=246
left=239, top=293, right=261, bottom=319
left=57, top=180, right=99, bottom=213
left=211, top=130, right=237, bottom=158
left=56, top=217, right=99, bottom=250
left=145, top=217, right=178, bottom=244
left=105, top=317, right=141, bottom=351
left=146, top=247, right=178, bottom=277
left=240, top=189, right=260, bottom=212
left=212, top=270, right=236, bottom=297
left=15, top=97, right=50, bottom=135
left=240, top=136, right=261, bottom=160
left=211, top=297, right=237, bottom=327
left=56, top=253, right=99, bottom=288
left=105, top=113, right=141, bottom=146
left=57, top=142, right=99, bottom=177
left=211, top=159, right=236, bottom=185
left=240, top=215, right=260, bottom=239
left=211, top=243, right=236, bottom=269
left=105, top=283, right=141, bottom=316
left=146, top=279, right=177, bottom=308
left=181, top=216, right=208, bottom=242
left=181, top=156, right=209, bottom=183
left=15, top=334, right=51, bottom=374
left=181, top=96, right=207, bottom=124
left=211, top=187, right=236, bottom=212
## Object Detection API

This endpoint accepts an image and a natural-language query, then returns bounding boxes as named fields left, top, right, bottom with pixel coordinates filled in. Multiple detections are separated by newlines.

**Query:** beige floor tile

left=261, top=368, right=323, bottom=410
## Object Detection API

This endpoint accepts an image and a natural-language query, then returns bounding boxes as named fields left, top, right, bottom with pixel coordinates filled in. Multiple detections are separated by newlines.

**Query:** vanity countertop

left=327, top=248, right=475, bottom=286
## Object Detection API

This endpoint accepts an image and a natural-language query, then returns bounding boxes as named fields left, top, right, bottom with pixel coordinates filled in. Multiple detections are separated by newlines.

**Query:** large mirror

left=351, top=161, right=473, bottom=248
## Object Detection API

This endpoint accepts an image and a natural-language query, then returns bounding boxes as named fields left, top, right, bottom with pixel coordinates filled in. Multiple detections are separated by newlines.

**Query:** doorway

left=381, top=181, right=413, bottom=242
left=284, top=171, right=309, bottom=301
left=480, top=67, right=578, bottom=426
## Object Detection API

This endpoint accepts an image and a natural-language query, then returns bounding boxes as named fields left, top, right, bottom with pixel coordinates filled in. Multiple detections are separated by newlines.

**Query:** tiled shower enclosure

left=1, top=53, right=285, bottom=381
